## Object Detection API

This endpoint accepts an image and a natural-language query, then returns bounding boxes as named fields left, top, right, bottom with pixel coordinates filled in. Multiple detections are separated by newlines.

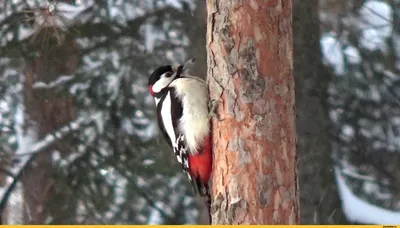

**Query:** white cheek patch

left=152, top=77, right=173, bottom=93
left=152, top=72, right=175, bottom=93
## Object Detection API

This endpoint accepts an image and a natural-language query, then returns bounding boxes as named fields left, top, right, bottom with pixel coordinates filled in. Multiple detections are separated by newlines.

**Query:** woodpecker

left=148, top=60, right=212, bottom=199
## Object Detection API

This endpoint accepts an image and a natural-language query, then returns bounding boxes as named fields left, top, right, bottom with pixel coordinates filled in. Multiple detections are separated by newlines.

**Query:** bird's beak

left=172, top=58, right=195, bottom=75
left=185, top=58, right=195, bottom=66
left=172, top=64, right=180, bottom=73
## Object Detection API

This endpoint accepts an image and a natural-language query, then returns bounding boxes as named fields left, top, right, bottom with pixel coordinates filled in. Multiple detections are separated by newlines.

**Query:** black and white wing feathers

left=156, top=88, right=191, bottom=173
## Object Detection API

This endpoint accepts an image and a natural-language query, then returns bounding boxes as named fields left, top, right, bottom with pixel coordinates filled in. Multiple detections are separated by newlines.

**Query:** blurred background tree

left=0, top=0, right=399, bottom=225
left=0, top=0, right=205, bottom=224
left=294, top=0, right=348, bottom=224
left=320, top=0, right=400, bottom=224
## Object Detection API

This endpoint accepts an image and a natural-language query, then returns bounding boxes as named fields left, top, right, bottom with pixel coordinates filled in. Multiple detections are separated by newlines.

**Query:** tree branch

left=0, top=168, right=16, bottom=179
left=0, top=6, right=186, bottom=58
left=0, top=114, right=96, bottom=224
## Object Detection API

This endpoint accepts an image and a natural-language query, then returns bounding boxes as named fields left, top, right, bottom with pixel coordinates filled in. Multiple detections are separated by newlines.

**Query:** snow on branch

left=340, top=167, right=376, bottom=182
left=0, top=114, right=97, bottom=224
left=32, top=75, right=74, bottom=89
left=359, top=0, right=393, bottom=51
left=335, top=166, right=400, bottom=224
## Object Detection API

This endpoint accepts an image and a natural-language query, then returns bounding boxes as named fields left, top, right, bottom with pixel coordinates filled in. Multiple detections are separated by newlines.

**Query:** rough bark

left=20, top=31, right=77, bottom=224
left=293, top=0, right=347, bottom=224
left=206, top=0, right=298, bottom=224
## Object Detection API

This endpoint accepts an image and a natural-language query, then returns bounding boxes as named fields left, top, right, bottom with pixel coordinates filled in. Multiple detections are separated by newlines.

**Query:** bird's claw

left=208, top=99, right=223, bottom=121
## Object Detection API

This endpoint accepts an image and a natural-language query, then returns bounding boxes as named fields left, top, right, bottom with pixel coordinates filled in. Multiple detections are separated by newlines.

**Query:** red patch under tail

left=188, top=135, right=212, bottom=185
left=188, top=135, right=212, bottom=224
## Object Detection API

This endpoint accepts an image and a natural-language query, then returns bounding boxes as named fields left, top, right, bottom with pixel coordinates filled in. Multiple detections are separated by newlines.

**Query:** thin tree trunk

left=0, top=173, right=6, bottom=224
left=293, top=0, right=348, bottom=224
left=206, top=0, right=298, bottom=224
left=21, top=31, right=77, bottom=224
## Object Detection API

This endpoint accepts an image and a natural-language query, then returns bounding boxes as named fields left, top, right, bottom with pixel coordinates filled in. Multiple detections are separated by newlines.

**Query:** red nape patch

left=149, top=85, right=155, bottom=96
left=188, top=136, right=212, bottom=183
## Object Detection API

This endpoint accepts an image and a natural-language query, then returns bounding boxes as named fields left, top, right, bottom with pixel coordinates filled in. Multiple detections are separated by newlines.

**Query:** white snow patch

left=0, top=188, right=4, bottom=202
left=106, top=73, right=122, bottom=101
left=363, top=181, right=379, bottom=195
left=100, top=169, right=108, bottom=176
left=7, top=183, right=24, bottom=224
left=344, top=46, right=361, bottom=64
left=143, top=159, right=154, bottom=165
left=137, top=176, right=146, bottom=187
left=369, top=85, right=381, bottom=102
left=3, top=103, right=38, bottom=224
left=55, top=1, right=88, bottom=20
left=52, top=150, right=61, bottom=162
left=321, top=33, right=344, bottom=75
left=121, top=118, right=134, bottom=134
left=359, top=1, right=393, bottom=51
left=148, top=202, right=163, bottom=224
left=335, top=167, right=400, bottom=224
left=341, top=125, right=355, bottom=141
left=144, top=25, right=156, bottom=52
left=361, top=29, right=387, bottom=51
left=69, top=82, right=90, bottom=95
left=18, top=26, right=33, bottom=41
left=329, top=108, right=344, bottom=123
left=165, top=0, right=182, bottom=9
left=92, top=112, right=104, bottom=134
left=33, top=75, right=74, bottom=89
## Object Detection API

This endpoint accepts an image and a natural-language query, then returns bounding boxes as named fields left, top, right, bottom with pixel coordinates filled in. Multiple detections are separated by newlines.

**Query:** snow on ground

left=335, top=167, right=400, bottom=224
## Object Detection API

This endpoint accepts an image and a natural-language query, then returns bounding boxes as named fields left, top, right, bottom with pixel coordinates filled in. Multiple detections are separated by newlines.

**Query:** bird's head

left=148, top=58, right=195, bottom=97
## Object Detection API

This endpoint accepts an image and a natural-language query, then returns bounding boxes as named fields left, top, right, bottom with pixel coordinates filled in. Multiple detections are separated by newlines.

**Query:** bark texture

left=293, top=0, right=347, bottom=224
left=206, top=0, right=298, bottom=224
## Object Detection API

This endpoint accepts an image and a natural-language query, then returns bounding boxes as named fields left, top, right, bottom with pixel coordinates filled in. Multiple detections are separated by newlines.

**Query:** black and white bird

left=147, top=59, right=213, bottom=198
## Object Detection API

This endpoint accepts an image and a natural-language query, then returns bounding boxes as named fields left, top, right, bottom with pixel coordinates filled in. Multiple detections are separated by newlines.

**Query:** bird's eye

left=163, top=72, right=172, bottom=78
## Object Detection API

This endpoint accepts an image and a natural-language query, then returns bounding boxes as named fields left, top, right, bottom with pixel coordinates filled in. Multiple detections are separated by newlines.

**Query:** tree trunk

left=206, top=0, right=298, bottom=224
left=0, top=174, right=6, bottom=224
left=20, top=31, right=77, bottom=224
left=292, top=0, right=348, bottom=224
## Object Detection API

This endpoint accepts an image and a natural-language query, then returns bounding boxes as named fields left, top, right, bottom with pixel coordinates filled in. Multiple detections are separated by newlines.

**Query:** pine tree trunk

left=206, top=0, right=299, bottom=224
